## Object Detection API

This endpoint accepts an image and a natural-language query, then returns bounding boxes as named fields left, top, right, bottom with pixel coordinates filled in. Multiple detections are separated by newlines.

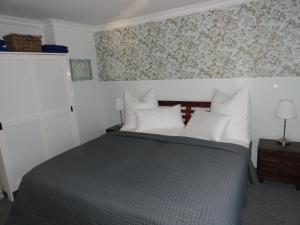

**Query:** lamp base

left=277, top=137, right=291, bottom=147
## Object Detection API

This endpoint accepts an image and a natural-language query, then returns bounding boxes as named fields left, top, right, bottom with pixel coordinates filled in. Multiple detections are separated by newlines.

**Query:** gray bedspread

left=6, top=132, right=255, bottom=225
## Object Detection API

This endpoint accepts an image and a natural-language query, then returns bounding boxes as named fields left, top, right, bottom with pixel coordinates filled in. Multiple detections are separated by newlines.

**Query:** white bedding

left=210, top=87, right=251, bottom=145
left=136, top=128, right=185, bottom=136
left=136, top=105, right=185, bottom=132
left=121, top=89, right=158, bottom=131
left=181, top=109, right=231, bottom=142
left=221, top=137, right=250, bottom=148
left=119, top=127, right=250, bottom=149
left=121, top=127, right=249, bottom=148
left=119, top=87, right=251, bottom=149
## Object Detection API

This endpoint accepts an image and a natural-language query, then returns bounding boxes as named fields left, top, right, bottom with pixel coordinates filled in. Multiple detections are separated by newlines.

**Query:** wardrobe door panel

left=4, top=119, right=45, bottom=190
left=33, top=55, right=79, bottom=158
left=0, top=56, right=37, bottom=120
left=34, top=56, right=70, bottom=112
left=44, top=112, right=75, bottom=158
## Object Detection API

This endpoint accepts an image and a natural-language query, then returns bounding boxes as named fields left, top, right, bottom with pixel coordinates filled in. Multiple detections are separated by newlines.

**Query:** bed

left=6, top=100, right=256, bottom=225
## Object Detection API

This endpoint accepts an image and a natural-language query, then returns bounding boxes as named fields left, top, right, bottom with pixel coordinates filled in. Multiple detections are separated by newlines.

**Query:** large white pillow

left=210, top=89, right=229, bottom=111
left=121, top=89, right=158, bottom=131
left=182, top=109, right=231, bottom=141
left=210, top=87, right=251, bottom=145
left=135, top=105, right=185, bottom=132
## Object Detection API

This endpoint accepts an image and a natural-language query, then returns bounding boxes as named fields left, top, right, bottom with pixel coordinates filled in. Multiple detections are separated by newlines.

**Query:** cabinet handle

left=70, top=106, right=74, bottom=112
left=0, top=122, right=3, bottom=130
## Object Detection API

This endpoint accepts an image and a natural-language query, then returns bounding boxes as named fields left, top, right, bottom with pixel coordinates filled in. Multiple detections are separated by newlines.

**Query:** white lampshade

left=276, top=99, right=297, bottom=119
left=114, top=97, right=124, bottom=110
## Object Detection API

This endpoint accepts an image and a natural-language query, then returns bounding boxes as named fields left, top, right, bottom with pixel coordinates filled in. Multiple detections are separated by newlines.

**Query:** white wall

left=46, top=21, right=103, bottom=144
left=98, top=77, right=300, bottom=166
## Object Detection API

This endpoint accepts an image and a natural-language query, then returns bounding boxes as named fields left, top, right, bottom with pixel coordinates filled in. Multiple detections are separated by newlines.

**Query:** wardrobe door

left=0, top=54, right=47, bottom=200
left=33, top=55, right=80, bottom=158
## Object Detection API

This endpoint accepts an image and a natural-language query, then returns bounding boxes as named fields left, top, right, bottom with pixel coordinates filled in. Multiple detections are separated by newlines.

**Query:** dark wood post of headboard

left=158, top=100, right=211, bottom=125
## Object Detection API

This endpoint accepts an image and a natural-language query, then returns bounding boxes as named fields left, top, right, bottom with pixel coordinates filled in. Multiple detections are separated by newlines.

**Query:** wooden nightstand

left=106, top=124, right=122, bottom=133
left=257, top=139, right=300, bottom=190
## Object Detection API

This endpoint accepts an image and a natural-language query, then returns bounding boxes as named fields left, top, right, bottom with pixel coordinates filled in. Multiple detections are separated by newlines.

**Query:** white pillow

left=210, top=89, right=229, bottom=112
left=135, top=105, right=185, bottom=132
left=121, top=89, right=158, bottom=131
left=182, top=109, right=231, bottom=141
left=210, top=87, right=251, bottom=144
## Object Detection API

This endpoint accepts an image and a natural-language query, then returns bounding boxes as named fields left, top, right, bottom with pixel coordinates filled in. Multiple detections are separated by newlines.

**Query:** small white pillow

left=136, top=105, right=185, bottom=132
left=182, top=109, right=231, bottom=141
left=210, top=87, right=251, bottom=144
left=121, top=89, right=158, bottom=131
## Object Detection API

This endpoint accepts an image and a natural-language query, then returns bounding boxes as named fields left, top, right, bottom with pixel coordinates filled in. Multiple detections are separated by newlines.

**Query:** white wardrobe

left=0, top=53, right=80, bottom=201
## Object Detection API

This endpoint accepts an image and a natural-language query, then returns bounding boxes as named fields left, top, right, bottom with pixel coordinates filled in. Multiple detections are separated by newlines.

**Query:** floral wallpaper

left=95, top=0, right=300, bottom=81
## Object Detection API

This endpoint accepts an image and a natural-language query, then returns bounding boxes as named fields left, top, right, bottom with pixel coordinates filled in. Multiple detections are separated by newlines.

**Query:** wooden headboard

left=158, top=100, right=211, bottom=125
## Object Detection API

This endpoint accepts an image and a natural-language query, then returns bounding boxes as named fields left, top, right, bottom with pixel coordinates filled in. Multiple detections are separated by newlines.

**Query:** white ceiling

left=0, top=0, right=212, bottom=26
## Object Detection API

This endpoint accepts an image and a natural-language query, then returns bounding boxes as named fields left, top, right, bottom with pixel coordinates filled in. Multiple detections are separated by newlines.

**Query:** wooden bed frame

left=158, top=100, right=211, bottom=125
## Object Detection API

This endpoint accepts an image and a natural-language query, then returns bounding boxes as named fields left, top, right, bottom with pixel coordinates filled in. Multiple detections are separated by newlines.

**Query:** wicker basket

left=3, top=34, right=42, bottom=52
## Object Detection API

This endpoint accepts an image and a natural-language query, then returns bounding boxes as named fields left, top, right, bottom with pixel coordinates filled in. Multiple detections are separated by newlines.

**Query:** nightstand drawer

left=283, top=152, right=300, bottom=163
left=259, top=150, right=281, bottom=160
left=280, top=162, right=300, bottom=176
left=260, top=159, right=281, bottom=172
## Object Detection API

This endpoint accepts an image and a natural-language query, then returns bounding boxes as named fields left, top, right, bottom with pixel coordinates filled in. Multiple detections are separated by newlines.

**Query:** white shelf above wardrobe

left=0, top=52, right=80, bottom=201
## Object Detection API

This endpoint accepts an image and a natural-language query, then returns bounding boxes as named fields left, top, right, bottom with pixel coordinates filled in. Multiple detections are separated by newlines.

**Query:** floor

left=242, top=181, right=300, bottom=225
left=0, top=198, right=12, bottom=225
left=0, top=181, right=299, bottom=225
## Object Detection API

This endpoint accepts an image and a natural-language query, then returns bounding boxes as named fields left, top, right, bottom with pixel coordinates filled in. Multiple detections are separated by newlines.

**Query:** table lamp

left=275, top=99, right=297, bottom=147
left=115, top=97, right=124, bottom=125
